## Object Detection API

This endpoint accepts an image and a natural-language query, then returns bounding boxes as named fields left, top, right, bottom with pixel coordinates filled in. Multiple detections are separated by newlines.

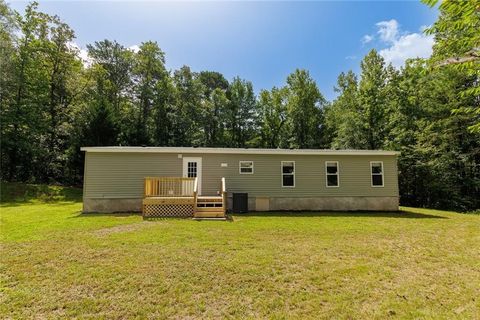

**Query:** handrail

left=193, top=177, right=198, bottom=215
left=144, top=177, right=196, bottom=197
left=221, top=177, right=227, bottom=214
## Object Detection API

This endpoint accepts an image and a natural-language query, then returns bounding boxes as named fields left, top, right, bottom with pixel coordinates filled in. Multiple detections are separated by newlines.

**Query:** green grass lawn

left=1, top=184, right=479, bottom=319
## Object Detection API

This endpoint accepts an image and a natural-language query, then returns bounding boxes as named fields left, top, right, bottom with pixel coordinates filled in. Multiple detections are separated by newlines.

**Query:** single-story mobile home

left=81, top=147, right=399, bottom=217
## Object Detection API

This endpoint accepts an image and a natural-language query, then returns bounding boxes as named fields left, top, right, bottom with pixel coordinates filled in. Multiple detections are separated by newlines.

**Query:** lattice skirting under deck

left=142, top=197, right=195, bottom=218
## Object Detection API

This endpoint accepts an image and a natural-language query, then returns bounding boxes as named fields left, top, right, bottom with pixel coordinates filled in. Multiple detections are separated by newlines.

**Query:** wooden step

left=195, top=207, right=224, bottom=212
left=194, top=211, right=226, bottom=218
left=197, top=196, right=223, bottom=203
left=192, top=217, right=227, bottom=221
left=194, top=205, right=225, bottom=218
left=196, top=204, right=223, bottom=208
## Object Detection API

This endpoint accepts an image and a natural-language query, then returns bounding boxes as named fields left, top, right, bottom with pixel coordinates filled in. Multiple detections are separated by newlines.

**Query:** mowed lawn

left=1, top=185, right=479, bottom=319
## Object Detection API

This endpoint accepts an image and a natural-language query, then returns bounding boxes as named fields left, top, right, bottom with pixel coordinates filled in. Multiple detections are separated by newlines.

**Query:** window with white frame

left=371, top=161, right=384, bottom=187
left=325, top=161, right=339, bottom=187
left=281, top=161, right=295, bottom=187
left=239, top=161, right=254, bottom=174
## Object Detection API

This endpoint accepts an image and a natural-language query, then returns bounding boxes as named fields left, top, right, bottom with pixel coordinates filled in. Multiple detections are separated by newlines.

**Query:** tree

left=87, top=40, right=134, bottom=145
left=171, top=66, right=203, bottom=146
left=87, top=40, right=134, bottom=113
left=42, top=13, right=80, bottom=180
left=0, top=0, right=17, bottom=110
left=422, top=0, right=480, bottom=133
left=324, top=71, right=362, bottom=149
left=151, top=72, right=175, bottom=147
left=197, top=71, right=229, bottom=146
left=357, top=50, right=389, bottom=150
left=284, top=69, right=326, bottom=148
left=1, top=2, right=74, bottom=181
left=130, top=41, right=168, bottom=145
left=258, top=87, right=288, bottom=148
left=225, top=77, right=258, bottom=147
left=0, top=0, right=18, bottom=179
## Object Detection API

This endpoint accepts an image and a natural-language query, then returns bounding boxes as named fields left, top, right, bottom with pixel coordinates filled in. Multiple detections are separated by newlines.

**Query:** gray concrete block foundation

left=84, top=196, right=399, bottom=213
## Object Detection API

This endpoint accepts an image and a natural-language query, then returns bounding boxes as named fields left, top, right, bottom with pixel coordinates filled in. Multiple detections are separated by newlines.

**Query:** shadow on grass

left=1, top=182, right=82, bottom=207
left=71, top=210, right=447, bottom=220
left=0, top=200, right=82, bottom=208
left=232, top=210, right=448, bottom=219
left=72, top=212, right=141, bottom=218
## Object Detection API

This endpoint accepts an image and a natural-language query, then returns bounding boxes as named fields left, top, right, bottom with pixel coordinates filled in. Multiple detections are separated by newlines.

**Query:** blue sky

left=10, top=1, right=438, bottom=100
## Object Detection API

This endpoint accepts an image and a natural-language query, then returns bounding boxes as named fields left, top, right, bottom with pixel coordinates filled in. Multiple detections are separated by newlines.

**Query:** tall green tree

left=285, top=69, right=326, bottom=148
left=42, top=14, right=80, bottom=180
left=324, top=71, right=362, bottom=149
left=1, top=2, right=78, bottom=181
left=0, top=0, right=17, bottom=110
left=129, top=41, right=168, bottom=145
left=197, top=71, right=229, bottom=146
left=151, top=73, right=175, bottom=146
left=225, top=77, right=258, bottom=147
left=410, top=67, right=479, bottom=210
left=0, top=0, right=18, bottom=177
left=87, top=40, right=134, bottom=113
left=258, top=87, right=288, bottom=148
left=86, top=40, right=134, bottom=145
left=2, top=2, right=45, bottom=180
left=171, top=66, right=203, bottom=146
left=423, top=0, right=480, bottom=133
left=357, top=50, right=389, bottom=150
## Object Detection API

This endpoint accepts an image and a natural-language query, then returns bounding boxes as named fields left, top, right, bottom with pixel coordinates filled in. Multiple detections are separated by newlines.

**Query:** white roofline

left=80, top=146, right=399, bottom=156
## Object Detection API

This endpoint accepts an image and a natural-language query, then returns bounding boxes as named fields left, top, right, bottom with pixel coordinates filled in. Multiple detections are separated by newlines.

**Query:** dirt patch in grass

left=92, top=222, right=158, bottom=236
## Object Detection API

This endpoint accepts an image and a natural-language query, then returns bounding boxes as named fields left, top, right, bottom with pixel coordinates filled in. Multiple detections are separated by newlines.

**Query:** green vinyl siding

left=84, top=152, right=181, bottom=198
left=84, top=152, right=398, bottom=199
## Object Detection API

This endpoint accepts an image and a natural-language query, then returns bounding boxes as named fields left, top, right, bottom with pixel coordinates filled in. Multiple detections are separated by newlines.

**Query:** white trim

left=325, top=161, right=340, bottom=188
left=370, top=161, right=384, bottom=188
left=183, top=157, right=202, bottom=194
left=239, top=161, right=254, bottom=174
left=281, top=161, right=295, bottom=188
left=80, top=146, right=399, bottom=156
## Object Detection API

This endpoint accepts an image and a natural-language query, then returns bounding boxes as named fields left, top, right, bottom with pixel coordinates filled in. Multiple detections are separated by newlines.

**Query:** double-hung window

left=239, top=161, right=254, bottom=174
left=371, top=161, right=384, bottom=187
left=281, top=161, right=295, bottom=187
left=325, top=161, right=339, bottom=187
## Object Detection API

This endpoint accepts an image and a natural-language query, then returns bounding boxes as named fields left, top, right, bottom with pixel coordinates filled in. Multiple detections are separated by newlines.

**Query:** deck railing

left=144, top=177, right=196, bottom=197
left=193, top=177, right=198, bottom=214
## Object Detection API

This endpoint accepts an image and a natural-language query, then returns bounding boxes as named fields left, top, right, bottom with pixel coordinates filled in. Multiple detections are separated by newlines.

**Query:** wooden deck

left=142, top=177, right=227, bottom=219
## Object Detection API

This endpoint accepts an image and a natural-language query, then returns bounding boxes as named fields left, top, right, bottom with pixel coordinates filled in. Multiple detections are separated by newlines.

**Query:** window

left=371, top=161, right=384, bottom=187
left=325, top=161, right=339, bottom=187
left=187, top=161, right=197, bottom=178
left=239, top=161, right=254, bottom=174
left=281, top=161, right=295, bottom=187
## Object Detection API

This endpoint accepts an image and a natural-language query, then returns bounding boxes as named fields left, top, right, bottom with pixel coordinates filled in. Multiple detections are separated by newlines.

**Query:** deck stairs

left=194, top=196, right=226, bottom=218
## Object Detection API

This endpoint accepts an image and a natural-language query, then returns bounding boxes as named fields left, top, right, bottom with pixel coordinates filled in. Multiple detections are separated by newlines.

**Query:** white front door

left=183, top=157, right=202, bottom=195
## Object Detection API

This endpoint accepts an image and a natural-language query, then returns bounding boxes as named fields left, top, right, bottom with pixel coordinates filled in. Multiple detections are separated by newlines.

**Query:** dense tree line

left=1, top=1, right=478, bottom=211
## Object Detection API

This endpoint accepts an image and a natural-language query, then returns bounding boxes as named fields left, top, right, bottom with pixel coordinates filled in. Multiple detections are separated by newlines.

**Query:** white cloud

left=345, top=55, right=357, bottom=60
left=362, top=20, right=434, bottom=68
left=67, top=42, right=92, bottom=67
left=129, top=45, right=140, bottom=53
left=361, top=35, right=374, bottom=44
left=379, top=33, right=434, bottom=68
left=376, top=19, right=399, bottom=43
